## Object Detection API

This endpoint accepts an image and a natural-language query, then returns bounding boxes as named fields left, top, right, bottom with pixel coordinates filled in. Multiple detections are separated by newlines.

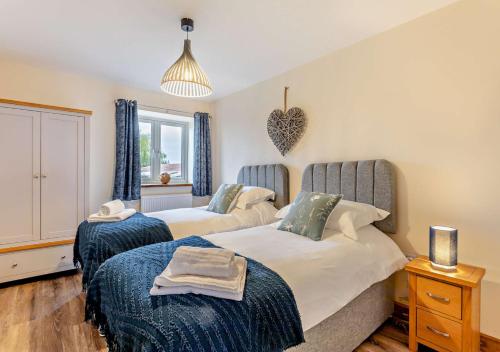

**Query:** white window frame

left=139, top=116, right=189, bottom=184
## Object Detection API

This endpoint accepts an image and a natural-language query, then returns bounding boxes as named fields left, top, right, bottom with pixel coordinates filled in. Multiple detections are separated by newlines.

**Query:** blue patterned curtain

left=193, top=112, right=212, bottom=196
left=112, top=99, right=141, bottom=200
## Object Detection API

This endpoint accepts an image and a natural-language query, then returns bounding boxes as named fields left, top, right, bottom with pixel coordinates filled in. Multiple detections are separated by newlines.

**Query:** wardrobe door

left=0, top=107, right=41, bottom=244
left=40, top=112, right=84, bottom=239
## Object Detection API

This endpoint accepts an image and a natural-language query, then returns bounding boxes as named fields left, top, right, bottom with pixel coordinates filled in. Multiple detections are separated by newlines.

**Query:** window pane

left=160, top=124, right=183, bottom=179
left=139, top=121, right=152, bottom=179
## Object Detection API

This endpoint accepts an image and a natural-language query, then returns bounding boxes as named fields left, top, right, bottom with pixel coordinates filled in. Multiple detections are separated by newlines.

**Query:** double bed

left=85, top=159, right=407, bottom=352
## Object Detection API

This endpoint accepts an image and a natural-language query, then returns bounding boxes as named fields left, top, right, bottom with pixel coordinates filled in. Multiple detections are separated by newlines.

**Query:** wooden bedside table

left=405, top=256, right=485, bottom=352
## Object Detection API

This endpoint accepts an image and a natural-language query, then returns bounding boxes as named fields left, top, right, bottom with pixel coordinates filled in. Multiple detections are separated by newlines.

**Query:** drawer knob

left=426, top=292, right=450, bottom=303
left=61, top=255, right=66, bottom=260
left=11, top=263, right=18, bottom=268
left=427, top=325, right=450, bottom=338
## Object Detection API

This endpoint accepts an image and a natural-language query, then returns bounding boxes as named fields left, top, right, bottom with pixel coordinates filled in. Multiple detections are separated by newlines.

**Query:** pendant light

left=161, top=18, right=213, bottom=98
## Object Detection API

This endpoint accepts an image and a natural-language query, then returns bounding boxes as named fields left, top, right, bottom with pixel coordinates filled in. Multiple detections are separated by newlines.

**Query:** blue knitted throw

left=85, top=236, right=305, bottom=352
left=73, top=213, right=172, bottom=289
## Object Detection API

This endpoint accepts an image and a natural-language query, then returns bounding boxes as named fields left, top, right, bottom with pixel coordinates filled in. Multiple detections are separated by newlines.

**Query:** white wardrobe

left=0, top=100, right=90, bottom=283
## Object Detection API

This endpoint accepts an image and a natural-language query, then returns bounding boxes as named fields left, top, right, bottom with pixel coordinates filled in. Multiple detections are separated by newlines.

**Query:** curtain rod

left=138, top=103, right=192, bottom=116
left=137, top=103, right=211, bottom=119
left=114, top=100, right=211, bottom=118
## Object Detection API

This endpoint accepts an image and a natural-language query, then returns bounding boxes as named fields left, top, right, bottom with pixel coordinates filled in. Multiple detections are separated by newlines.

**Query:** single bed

left=85, top=159, right=407, bottom=352
left=287, top=159, right=401, bottom=351
left=146, top=163, right=289, bottom=239
left=206, top=222, right=406, bottom=331
left=74, top=164, right=288, bottom=289
left=146, top=202, right=277, bottom=239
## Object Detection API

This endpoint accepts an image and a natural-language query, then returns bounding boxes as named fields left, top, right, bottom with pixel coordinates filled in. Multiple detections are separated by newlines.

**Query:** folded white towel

left=156, top=256, right=246, bottom=291
left=150, top=283, right=244, bottom=301
left=168, top=259, right=238, bottom=278
left=150, top=256, right=247, bottom=301
left=169, top=246, right=237, bottom=278
left=99, top=199, right=125, bottom=216
left=88, top=208, right=136, bottom=223
left=173, top=246, right=235, bottom=265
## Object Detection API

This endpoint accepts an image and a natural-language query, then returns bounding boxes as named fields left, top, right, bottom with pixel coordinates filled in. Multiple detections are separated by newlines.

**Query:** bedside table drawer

left=417, top=308, right=462, bottom=351
left=417, top=276, right=462, bottom=319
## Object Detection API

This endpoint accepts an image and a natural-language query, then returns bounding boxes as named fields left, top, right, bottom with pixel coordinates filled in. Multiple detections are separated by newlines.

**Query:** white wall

left=213, top=0, right=500, bottom=337
left=0, top=57, right=213, bottom=213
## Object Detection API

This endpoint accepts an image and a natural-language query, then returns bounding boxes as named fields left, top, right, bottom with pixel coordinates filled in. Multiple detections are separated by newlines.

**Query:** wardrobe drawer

left=417, top=308, right=462, bottom=351
left=417, top=276, right=462, bottom=319
left=0, top=244, right=74, bottom=279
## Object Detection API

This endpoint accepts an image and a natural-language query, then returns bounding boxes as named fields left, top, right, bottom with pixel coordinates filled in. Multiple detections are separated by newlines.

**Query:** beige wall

left=0, top=57, right=212, bottom=213
left=214, top=0, right=500, bottom=337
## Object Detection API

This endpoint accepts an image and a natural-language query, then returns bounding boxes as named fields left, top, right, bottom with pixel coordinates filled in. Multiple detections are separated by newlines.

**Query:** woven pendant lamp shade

left=161, top=39, right=212, bottom=98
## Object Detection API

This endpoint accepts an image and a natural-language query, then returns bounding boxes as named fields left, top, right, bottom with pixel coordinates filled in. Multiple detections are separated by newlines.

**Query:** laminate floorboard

left=0, top=272, right=106, bottom=352
left=0, top=272, right=434, bottom=352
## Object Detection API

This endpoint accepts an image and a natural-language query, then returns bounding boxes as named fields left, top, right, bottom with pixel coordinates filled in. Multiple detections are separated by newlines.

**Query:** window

left=139, top=112, right=190, bottom=184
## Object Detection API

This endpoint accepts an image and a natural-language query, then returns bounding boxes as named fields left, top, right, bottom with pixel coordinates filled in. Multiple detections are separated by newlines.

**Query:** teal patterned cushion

left=278, top=191, right=343, bottom=241
left=207, top=184, right=244, bottom=214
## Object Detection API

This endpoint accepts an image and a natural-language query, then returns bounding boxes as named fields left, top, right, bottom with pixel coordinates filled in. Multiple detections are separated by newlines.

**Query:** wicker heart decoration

left=267, top=106, right=306, bottom=156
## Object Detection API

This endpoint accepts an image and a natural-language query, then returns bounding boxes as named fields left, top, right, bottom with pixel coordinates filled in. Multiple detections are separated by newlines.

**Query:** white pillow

left=234, top=201, right=278, bottom=225
left=274, top=200, right=389, bottom=240
left=275, top=204, right=291, bottom=219
left=326, top=200, right=390, bottom=240
left=235, top=186, right=275, bottom=209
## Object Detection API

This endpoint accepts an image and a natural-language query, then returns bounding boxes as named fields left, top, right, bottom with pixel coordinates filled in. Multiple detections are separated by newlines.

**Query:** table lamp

left=429, top=225, right=457, bottom=271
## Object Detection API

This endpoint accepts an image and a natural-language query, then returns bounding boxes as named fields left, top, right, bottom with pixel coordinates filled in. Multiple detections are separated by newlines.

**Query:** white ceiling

left=0, top=0, right=458, bottom=100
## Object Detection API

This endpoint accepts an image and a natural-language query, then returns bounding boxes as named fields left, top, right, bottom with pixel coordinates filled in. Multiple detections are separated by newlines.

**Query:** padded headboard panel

left=237, top=164, right=289, bottom=209
left=301, top=159, right=396, bottom=233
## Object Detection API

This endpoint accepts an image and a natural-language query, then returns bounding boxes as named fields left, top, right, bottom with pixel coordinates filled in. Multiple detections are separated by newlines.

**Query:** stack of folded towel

left=88, top=199, right=136, bottom=223
left=150, top=246, right=247, bottom=301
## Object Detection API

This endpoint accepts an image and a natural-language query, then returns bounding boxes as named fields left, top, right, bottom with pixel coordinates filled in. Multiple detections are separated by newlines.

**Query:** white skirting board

left=141, top=194, right=193, bottom=212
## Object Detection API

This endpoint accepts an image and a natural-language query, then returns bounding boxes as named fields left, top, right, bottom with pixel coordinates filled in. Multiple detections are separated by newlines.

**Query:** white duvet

left=145, top=202, right=278, bottom=239
left=206, top=224, right=408, bottom=331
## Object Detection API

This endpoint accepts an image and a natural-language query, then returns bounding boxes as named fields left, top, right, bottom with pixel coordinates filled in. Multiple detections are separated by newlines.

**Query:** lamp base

left=431, top=261, right=457, bottom=272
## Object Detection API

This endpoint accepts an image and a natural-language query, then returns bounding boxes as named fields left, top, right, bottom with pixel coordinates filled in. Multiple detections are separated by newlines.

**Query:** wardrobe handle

left=33, top=174, right=39, bottom=179
left=41, top=174, right=47, bottom=178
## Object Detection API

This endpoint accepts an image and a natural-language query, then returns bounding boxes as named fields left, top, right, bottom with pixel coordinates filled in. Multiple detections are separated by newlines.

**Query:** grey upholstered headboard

left=301, top=160, right=396, bottom=233
left=237, top=164, right=289, bottom=209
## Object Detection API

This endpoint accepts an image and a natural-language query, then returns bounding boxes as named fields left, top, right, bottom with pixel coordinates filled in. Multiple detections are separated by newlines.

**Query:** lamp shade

left=429, top=225, right=458, bottom=271
left=161, top=39, right=212, bottom=98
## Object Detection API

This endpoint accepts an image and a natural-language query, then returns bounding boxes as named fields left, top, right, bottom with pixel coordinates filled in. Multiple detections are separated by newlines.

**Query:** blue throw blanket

left=86, top=236, right=304, bottom=352
left=73, top=213, right=173, bottom=289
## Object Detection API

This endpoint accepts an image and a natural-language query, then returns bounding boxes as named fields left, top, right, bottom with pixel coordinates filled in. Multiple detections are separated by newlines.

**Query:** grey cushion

left=278, top=191, right=342, bottom=241
left=207, top=184, right=243, bottom=214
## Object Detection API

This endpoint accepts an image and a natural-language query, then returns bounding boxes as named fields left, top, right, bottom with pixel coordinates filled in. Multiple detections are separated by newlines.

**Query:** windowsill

left=141, top=183, right=192, bottom=188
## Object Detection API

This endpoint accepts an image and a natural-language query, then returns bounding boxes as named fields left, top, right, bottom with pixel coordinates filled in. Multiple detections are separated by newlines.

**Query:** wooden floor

left=0, top=271, right=420, bottom=352
left=0, top=271, right=106, bottom=352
